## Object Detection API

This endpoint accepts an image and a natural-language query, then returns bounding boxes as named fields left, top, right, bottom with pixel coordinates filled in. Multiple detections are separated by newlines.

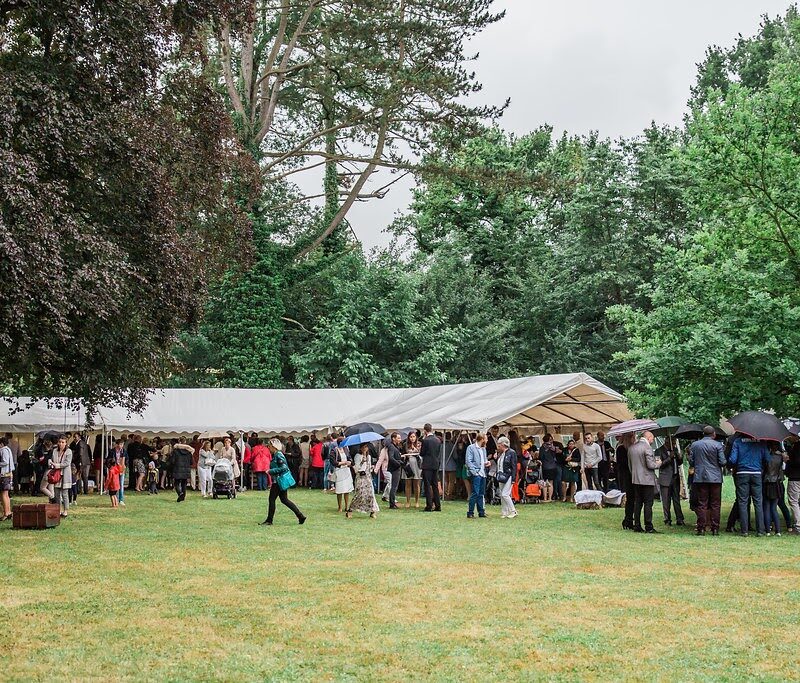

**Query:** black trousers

left=388, top=468, right=401, bottom=506
left=633, top=484, right=655, bottom=531
left=175, top=478, right=187, bottom=500
left=618, top=467, right=635, bottom=526
left=660, top=475, right=684, bottom=523
left=267, top=483, right=303, bottom=523
left=726, top=498, right=751, bottom=531
left=422, top=470, right=441, bottom=510
left=598, top=460, right=610, bottom=491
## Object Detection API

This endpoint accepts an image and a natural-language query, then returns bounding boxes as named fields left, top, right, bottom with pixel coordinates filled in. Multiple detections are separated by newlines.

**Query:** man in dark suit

left=657, top=444, right=685, bottom=526
left=690, top=426, right=726, bottom=536
left=420, top=423, right=442, bottom=512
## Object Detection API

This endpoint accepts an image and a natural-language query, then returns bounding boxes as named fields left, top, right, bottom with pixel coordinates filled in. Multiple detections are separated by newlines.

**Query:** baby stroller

left=212, top=458, right=237, bottom=499
left=521, top=463, right=542, bottom=504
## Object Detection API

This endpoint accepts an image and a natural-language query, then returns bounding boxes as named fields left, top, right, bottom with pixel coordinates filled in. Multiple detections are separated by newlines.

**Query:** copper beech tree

left=0, top=1, right=254, bottom=412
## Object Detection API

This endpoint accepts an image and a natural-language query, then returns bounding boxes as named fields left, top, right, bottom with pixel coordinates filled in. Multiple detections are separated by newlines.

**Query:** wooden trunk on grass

left=12, top=503, right=61, bottom=529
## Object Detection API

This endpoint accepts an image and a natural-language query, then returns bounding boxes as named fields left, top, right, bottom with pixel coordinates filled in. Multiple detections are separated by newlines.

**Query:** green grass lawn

left=3, top=484, right=800, bottom=682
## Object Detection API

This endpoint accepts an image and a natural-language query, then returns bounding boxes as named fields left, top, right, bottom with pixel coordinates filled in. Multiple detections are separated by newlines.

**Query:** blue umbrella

left=340, top=432, right=385, bottom=448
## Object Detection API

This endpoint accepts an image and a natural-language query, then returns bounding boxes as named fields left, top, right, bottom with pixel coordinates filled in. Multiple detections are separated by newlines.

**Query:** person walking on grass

left=261, top=439, right=306, bottom=526
left=171, top=439, right=193, bottom=503
left=689, top=426, right=725, bottom=536
left=628, top=431, right=660, bottom=533
left=420, top=424, right=442, bottom=512
left=729, top=434, right=771, bottom=537
left=496, top=436, right=518, bottom=519
left=466, top=433, right=488, bottom=518
left=350, top=444, right=379, bottom=519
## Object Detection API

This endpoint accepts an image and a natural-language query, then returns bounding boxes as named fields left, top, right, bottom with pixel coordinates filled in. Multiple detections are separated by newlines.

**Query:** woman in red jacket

left=251, top=440, right=272, bottom=491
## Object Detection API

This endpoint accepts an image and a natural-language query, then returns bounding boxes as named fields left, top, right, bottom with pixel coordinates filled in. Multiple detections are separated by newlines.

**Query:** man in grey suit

left=628, top=431, right=661, bottom=533
left=657, top=445, right=685, bottom=526
left=689, top=426, right=726, bottom=536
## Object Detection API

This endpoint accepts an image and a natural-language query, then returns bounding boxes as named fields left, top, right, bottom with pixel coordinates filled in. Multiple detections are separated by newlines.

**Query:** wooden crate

left=12, top=503, right=61, bottom=529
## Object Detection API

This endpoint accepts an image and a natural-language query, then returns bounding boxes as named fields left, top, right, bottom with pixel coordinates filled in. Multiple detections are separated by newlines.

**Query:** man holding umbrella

left=628, top=431, right=660, bottom=533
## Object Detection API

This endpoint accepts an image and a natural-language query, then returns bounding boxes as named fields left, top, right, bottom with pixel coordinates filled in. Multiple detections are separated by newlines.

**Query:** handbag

left=47, top=468, right=62, bottom=485
left=277, top=470, right=295, bottom=491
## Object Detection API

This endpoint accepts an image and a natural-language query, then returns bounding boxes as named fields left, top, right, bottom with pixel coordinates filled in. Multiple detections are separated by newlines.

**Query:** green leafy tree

left=613, top=13, right=800, bottom=421
left=290, top=252, right=458, bottom=387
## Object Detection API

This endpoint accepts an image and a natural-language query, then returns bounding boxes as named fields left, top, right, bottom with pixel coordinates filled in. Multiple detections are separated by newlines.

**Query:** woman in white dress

left=349, top=444, right=378, bottom=518
left=331, top=440, right=354, bottom=515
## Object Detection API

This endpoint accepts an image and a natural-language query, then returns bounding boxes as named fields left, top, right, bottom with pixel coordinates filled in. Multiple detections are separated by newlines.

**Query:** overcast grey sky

left=342, top=0, right=791, bottom=250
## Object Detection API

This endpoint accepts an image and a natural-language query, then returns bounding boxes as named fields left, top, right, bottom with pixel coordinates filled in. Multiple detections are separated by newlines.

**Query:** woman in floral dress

left=349, top=443, right=378, bottom=518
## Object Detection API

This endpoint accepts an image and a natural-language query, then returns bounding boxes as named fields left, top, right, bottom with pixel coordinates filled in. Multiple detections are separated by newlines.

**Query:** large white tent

left=1, top=372, right=631, bottom=436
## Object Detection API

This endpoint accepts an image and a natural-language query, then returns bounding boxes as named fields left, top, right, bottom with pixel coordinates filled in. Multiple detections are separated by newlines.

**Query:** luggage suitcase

left=12, top=503, right=61, bottom=529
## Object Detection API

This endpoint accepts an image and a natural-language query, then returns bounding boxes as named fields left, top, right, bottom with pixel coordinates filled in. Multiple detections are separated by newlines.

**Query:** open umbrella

left=199, top=430, right=229, bottom=440
left=674, top=423, right=721, bottom=440
left=728, top=411, right=791, bottom=442
left=783, top=418, right=800, bottom=436
left=344, top=422, right=386, bottom=437
left=607, top=418, right=660, bottom=438
left=655, top=416, right=688, bottom=430
left=36, top=430, right=63, bottom=442
left=340, top=432, right=385, bottom=448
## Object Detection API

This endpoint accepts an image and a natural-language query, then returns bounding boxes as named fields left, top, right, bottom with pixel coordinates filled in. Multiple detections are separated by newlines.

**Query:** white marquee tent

left=1, top=372, right=632, bottom=436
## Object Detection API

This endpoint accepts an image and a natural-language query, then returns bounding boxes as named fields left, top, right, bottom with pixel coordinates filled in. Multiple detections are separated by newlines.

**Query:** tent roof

left=1, top=373, right=631, bottom=436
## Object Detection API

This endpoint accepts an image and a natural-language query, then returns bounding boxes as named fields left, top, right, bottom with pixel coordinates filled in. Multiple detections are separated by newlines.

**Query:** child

left=106, top=461, right=123, bottom=508
left=147, top=461, right=159, bottom=494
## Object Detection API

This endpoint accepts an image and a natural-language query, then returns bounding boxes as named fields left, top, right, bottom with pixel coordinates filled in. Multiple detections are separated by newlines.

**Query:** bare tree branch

left=220, top=21, right=245, bottom=118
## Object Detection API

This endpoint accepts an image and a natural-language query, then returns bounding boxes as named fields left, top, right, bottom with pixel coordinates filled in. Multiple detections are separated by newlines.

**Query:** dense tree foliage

left=5, top=1, right=799, bottom=426
left=0, top=0, right=252, bottom=411
left=613, top=8, right=800, bottom=421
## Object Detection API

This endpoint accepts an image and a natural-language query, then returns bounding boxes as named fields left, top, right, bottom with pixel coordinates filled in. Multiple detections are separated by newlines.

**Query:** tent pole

left=100, top=427, right=107, bottom=494
left=441, top=432, right=445, bottom=503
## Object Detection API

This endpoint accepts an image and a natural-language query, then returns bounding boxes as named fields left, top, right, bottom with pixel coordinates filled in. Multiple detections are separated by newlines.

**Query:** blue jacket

left=729, top=438, right=770, bottom=474
left=466, top=443, right=486, bottom=477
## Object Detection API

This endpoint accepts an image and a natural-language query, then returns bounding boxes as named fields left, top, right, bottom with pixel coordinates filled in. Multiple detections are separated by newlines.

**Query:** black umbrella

left=36, top=430, right=63, bottom=442
left=783, top=418, right=800, bottom=437
left=674, top=424, right=720, bottom=440
left=728, top=411, right=791, bottom=442
left=344, top=422, right=386, bottom=437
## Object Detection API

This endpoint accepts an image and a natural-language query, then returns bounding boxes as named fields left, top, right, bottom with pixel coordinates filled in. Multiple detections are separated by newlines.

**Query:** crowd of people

left=1, top=422, right=799, bottom=535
